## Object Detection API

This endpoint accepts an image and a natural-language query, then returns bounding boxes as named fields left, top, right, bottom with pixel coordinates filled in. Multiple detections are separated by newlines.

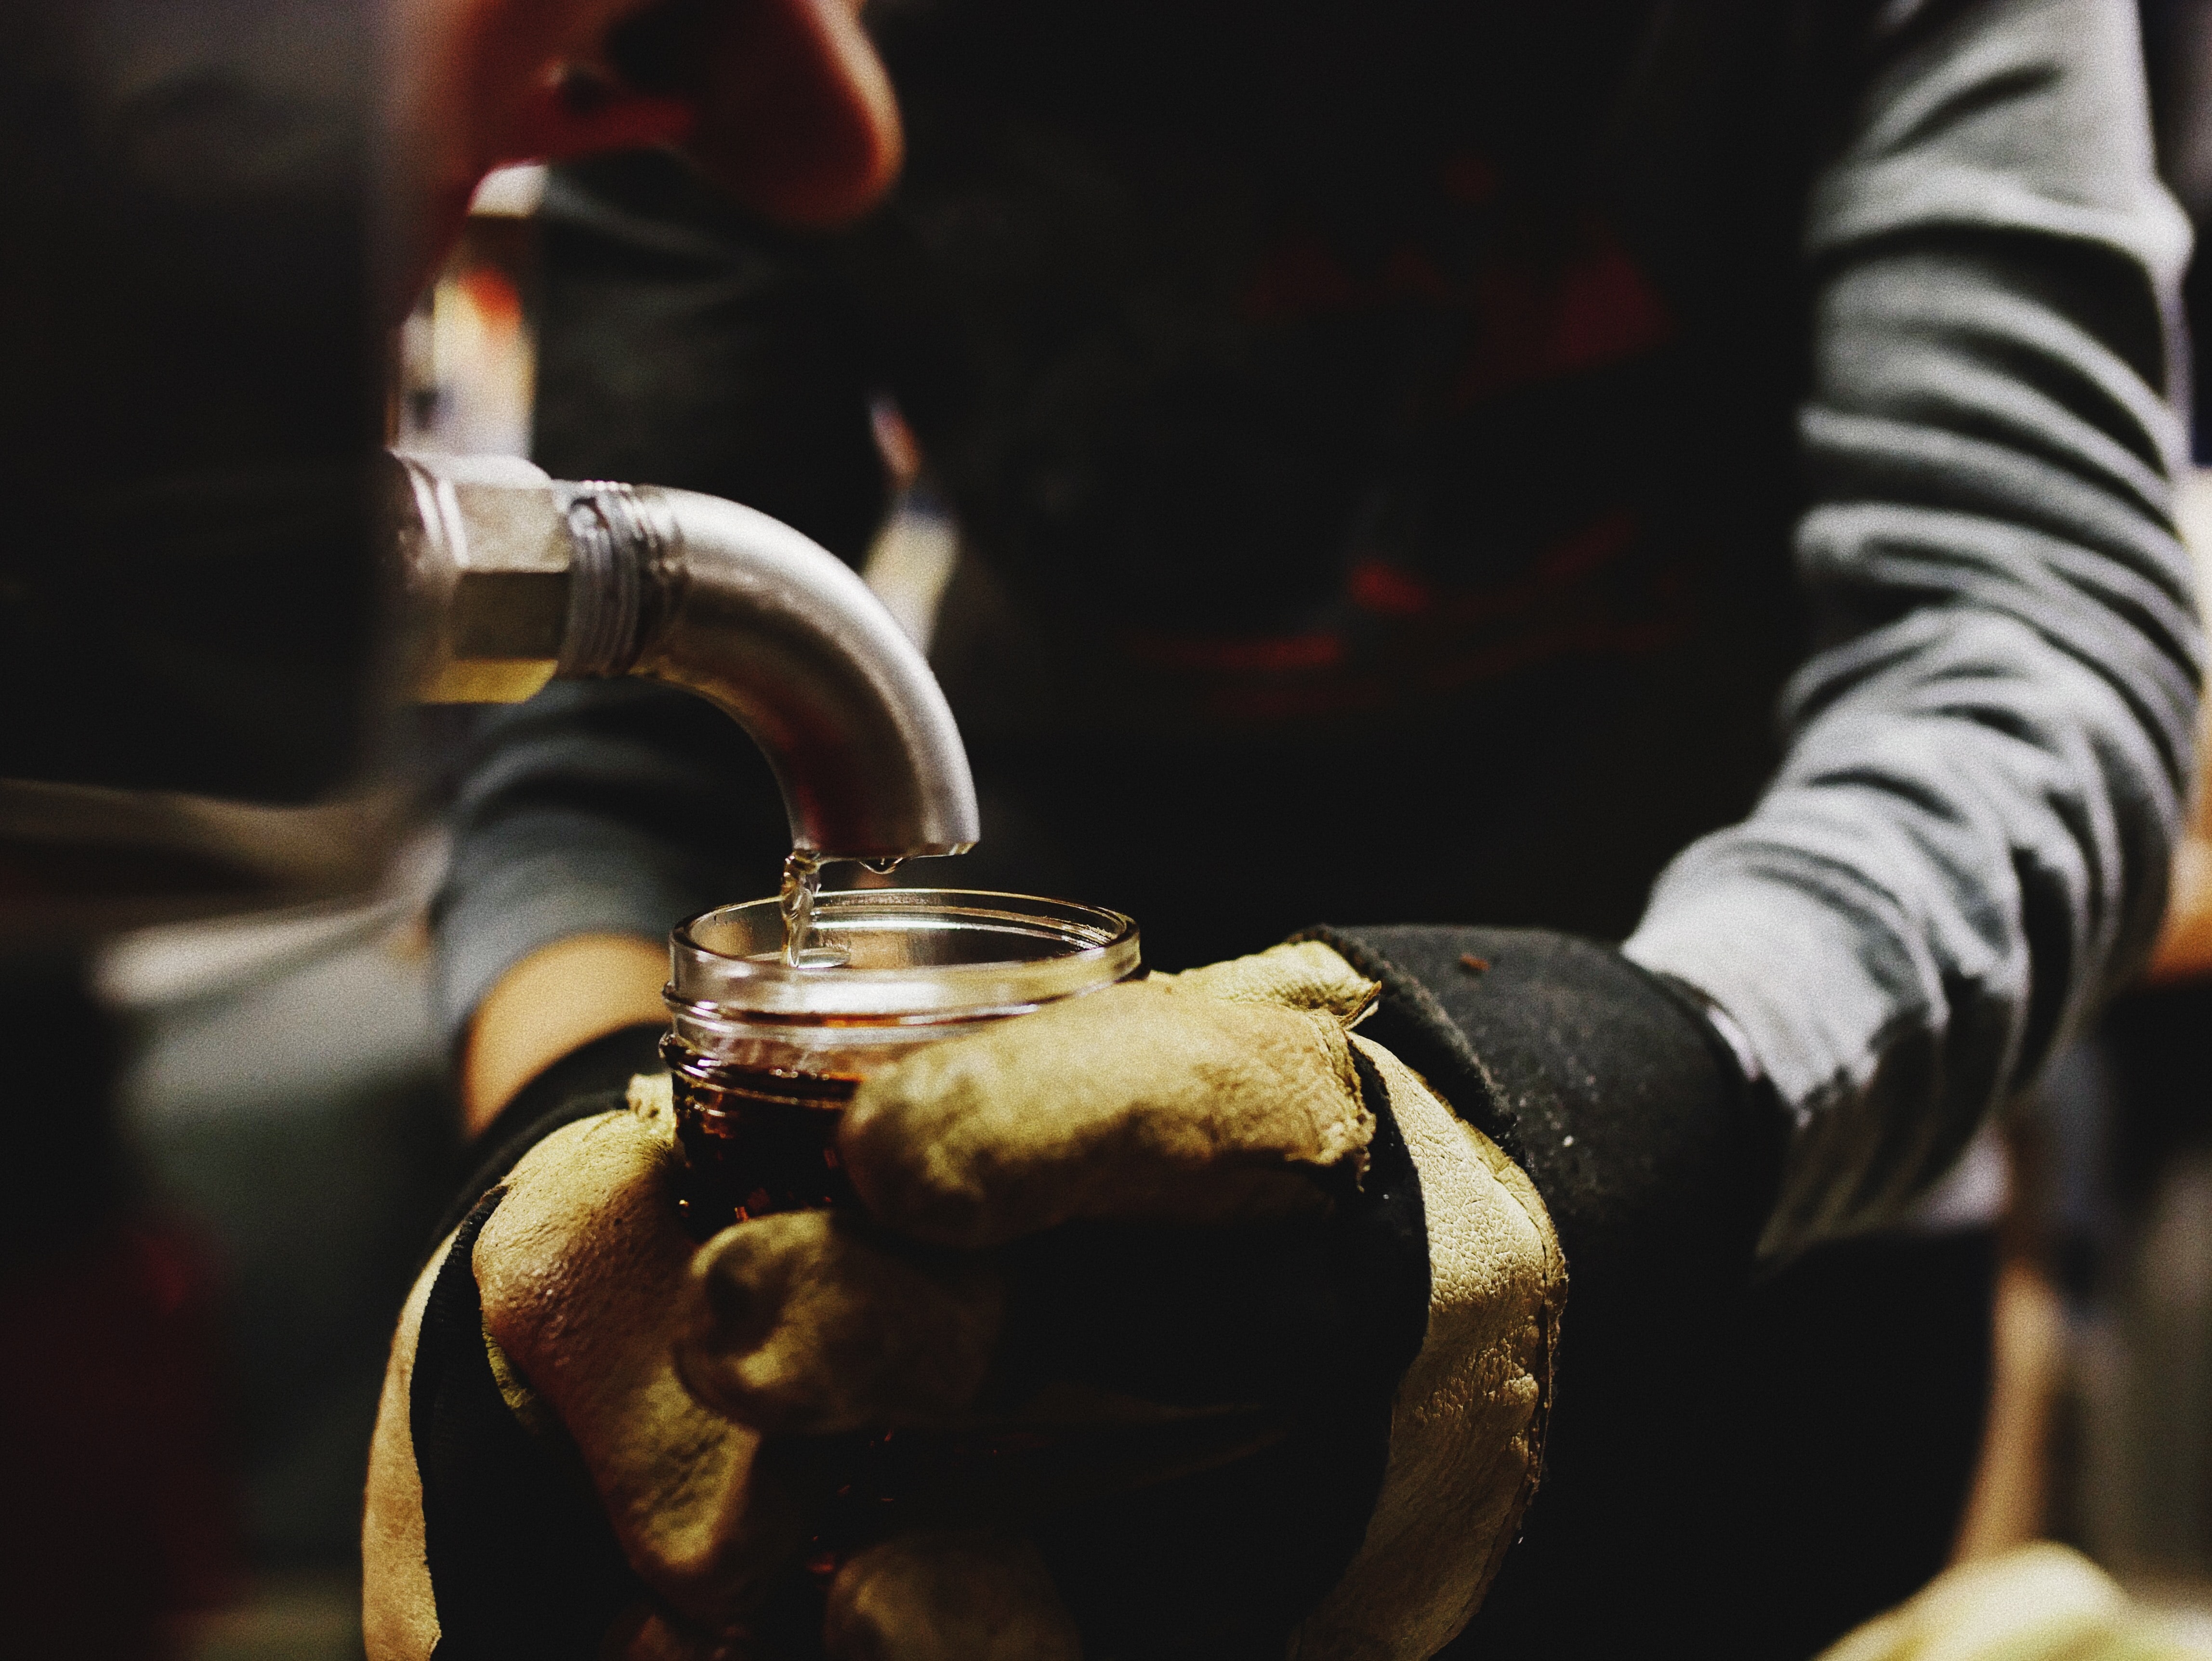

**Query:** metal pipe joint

left=390, top=451, right=979, bottom=862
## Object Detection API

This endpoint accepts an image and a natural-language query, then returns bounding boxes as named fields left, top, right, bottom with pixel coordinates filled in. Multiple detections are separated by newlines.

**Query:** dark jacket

left=444, top=0, right=2201, bottom=1258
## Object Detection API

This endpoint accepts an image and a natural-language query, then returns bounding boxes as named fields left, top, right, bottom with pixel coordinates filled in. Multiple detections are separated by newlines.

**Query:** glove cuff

left=1291, top=1035, right=1564, bottom=1661
left=1293, top=925, right=1785, bottom=1649
left=1293, top=925, right=1780, bottom=1313
left=402, top=1187, right=642, bottom=1657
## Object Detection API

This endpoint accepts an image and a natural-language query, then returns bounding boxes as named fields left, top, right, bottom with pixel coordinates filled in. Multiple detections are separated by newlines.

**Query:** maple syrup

left=664, top=887, right=1140, bottom=1237
left=661, top=887, right=1140, bottom=1651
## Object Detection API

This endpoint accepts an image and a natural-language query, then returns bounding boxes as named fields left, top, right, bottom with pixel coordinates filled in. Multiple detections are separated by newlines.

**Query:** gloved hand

left=367, top=929, right=1754, bottom=1660
left=1820, top=1543, right=2204, bottom=1661
left=673, top=941, right=1567, bottom=1661
left=363, top=1041, right=830, bottom=1661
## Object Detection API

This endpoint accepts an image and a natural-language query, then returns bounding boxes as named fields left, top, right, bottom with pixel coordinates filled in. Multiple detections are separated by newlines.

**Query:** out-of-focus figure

left=391, top=1, right=2206, bottom=1656
left=0, top=3, right=908, bottom=1653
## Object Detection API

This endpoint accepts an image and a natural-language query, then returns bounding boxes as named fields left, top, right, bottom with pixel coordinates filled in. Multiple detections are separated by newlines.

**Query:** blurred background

left=20, top=8, right=2212, bottom=1659
left=0, top=150, right=955, bottom=1659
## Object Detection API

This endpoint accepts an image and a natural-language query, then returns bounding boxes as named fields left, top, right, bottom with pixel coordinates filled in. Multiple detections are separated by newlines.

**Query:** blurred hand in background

left=382, top=0, right=900, bottom=301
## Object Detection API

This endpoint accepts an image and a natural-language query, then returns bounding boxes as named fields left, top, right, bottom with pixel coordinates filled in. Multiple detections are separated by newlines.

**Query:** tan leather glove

left=1820, top=1543, right=2208, bottom=1661
left=676, top=941, right=1566, bottom=1660
left=363, top=1092, right=822, bottom=1661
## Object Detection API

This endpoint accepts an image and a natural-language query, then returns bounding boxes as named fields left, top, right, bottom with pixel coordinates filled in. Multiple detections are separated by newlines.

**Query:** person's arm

left=432, top=678, right=793, bottom=1127
left=1624, top=0, right=2202, bottom=1257
left=459, top=933, right=667, bottom=1134
left=2148, top=474, right=2212, bottom=982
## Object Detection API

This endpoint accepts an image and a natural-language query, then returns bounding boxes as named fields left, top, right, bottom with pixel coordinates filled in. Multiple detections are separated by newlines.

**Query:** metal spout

left=392, top=451, right=979, bottom=861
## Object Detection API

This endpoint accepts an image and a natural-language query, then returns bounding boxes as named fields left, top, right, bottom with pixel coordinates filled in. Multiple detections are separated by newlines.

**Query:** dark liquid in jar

left=663, top=1036, right=911, bottom=1657
left=662, top=1036, right=858, bottom=1239
left=660, top=901, right=1150, bottom=1655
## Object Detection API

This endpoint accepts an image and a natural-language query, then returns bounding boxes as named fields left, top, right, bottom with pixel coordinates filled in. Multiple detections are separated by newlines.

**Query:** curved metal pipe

left=561, top=481, right=978, bottom=858
left=395, top=453, right=979, bottom=863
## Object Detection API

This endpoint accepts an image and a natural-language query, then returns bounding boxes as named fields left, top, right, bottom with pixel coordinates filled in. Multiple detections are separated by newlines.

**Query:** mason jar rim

left=666, top=888, right=1141, bottom=1023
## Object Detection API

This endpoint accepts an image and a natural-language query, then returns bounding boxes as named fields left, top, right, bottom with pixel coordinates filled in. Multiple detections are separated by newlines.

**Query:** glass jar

left=662, top=888, right=1141, bottom=1236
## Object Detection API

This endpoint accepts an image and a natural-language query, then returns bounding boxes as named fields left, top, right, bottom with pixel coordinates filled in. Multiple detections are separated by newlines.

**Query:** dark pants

left=1453, top=1228, right=1997, bottom=1661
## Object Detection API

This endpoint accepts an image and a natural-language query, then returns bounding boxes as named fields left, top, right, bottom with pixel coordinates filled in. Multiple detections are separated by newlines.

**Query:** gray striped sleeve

left=427, top=681, right=790, bottom=1054
left=1624, top=0, right=2203, bottom=1258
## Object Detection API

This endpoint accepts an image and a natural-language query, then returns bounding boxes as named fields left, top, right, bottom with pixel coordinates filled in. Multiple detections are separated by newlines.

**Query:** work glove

left=1304, top=927, right=1776, bottom=1658
left=364, top=1028, right=833, bottom=1661
left=365, top=928, right=1764, bottom=1660
left=1820, top=1544, right=2207, bottom=1661
left=674, top=939, right=1568, bottom=1660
